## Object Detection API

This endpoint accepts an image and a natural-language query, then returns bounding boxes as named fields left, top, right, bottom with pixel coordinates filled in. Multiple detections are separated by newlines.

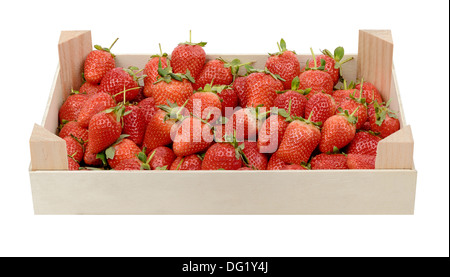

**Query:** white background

left=0, top=0, right=448, bottom=257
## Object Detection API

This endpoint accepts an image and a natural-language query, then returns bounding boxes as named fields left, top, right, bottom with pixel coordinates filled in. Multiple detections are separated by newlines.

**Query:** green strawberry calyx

left=276, top=76, right=311, bottom=96
left=123, top=66, right=147, bottom=83
left=178, top=30, right=207, bottom=47
left=373, top=99, right=398, bottom=126
left=136, top=147, right=168, bottom=170
left=325, top=146, right=347, bottom=156
left=158, top=100, right=189, bottom=123
left=268, top=38, right=296, bottom=56
left=321, top=46, right=354, bottom=70
left=245, top=65, right=286, bottom=82
left=337, top=107, right=359, bottom=125
left=305, top=48, right=327, bottom=71
left=154, top=58, right=196, bottom=84
left=94, top=38, right=119, bottom=58
left=222, top=132, right=249, bottom=164
left=150, top=43, right=169, bottom=59
left=339, top=79, right=356, bottom=90
left=218, top=57, right=254, bottom=82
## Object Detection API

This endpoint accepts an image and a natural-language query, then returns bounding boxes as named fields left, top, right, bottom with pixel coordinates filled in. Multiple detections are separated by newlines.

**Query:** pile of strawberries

left=58, top=33, right=400, bottom=171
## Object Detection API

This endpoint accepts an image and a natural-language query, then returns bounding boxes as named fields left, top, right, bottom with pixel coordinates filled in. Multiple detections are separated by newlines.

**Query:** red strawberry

left=83, top=149, right=103, bottom=166
left=277, top=117, right=322, bottom=165
left=150, top=59, right=195, bottom=106
left=299, top=48, right=334, bottom=96
left=281, top=164, right=308, bottom=170
left=239, top=141, right=268, bottom=170
left=194, top=58, right=246, bottom=91
left=86, top=111, right=122, bottom=154
left=58, top=121, right=89, bottom=143
left=122, top=105, right=146, bottom=146
left=337, top=93, right=368, bottom=130
left=273, top=76, right=309, bottom=118
left=257, top=106, right=294, bottom=154
left=137, top=97, right=157, bottom=126
left=334, top=80, right=383, bottom=106
left=58, top=92, right=88, bottom=123
left=186, top=84, right=223, bottom=122
left=245, top=69, right=285, bottom=109
left=201, top=141, right=243, bottom=170
left=304, top=92, right=336, bottom=125
left=79, top=82, right=100, bottom=98
left=83, top=38, right=118, bottom=84
left=233, top=75, right=248, bottom=107
left=346, top=131, right=382, bottom=156
left=311, top=152, right=348, bottom=170
left=355, top=81, right=382, bottom=104
left=67, top=157, right=80, bottom=171
left=143, top=48, right=169, bottom=97
left=172, top=117, right=214, bottom=157
left=146, top=146, right=176, bottom=170
left=368, top=100, right=400, bottom=138
left=347, top=154, right=376, bottom=169
left=77, top=92, right=116, bottom=128
left=307, top=47, right=353, bottom=85
left=99, top=67, right=142, bottom=102
left=225, top=107, right=267, bottom=141
left=237, top=166, right=254, bottom=170
left=64, top=136, right=84, bottom=164
left=265, top=39, right=300, bottom=90
left=106, top=138, right=141, bottom=169
left=170, top=154, right=203, bottom=170
left=171, top=31, right=207, bottom=79
left=114, top=158, right=143, bottom=170
left=216, top=86, right=238, bottom=116
left=319, top=109, right=358, bottom=153
left=142, top=102, right=188, bottom=151
left=267, top=151, right=289, bottom=170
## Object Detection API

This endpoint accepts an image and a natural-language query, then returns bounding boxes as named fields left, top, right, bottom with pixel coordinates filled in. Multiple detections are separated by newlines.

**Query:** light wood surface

left=58, top=31, right=92, bottom=100
left=376, top=125, right=414, bottom=169
left=29, top=124, right=68, bottom=171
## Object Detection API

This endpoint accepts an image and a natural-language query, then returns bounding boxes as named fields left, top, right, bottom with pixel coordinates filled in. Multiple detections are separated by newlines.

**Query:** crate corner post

left=375, top=125, right=414, bottom=169
left=30, top=123, right=68, bottom=171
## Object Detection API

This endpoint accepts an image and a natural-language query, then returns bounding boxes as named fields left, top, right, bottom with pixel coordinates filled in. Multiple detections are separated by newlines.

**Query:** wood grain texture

left=376, top=125, right=414, bottom=169
left=30, top=169, right=416, bottom=215
left=357, top=30, right=394, bottom=101
left=58, top=31, right=92, bottom=101
left=30, top=124, right=68, bottom=171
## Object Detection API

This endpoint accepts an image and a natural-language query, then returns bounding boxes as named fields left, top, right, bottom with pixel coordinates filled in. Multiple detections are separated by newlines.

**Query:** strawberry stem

left=310, top=48, right=317, bottom=68
left=109, top=38, right=119, bottom=50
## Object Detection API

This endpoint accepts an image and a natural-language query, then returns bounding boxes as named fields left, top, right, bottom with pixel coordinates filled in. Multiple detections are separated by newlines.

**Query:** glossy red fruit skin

left=68, top=158, right=80, bottom=171
left=233, top=76, right=248, bottom=108
left=257, top=114, right=289, bottom=154
left=281, top=164, right=307, bottom=170
left=99, top=67, right=140, bottom=103
left=310, top=153, right=348, bottom=170
left=172, top=117, right=213, bottom=157
left=79, top=82, right=100, bottom=98
left=368, top=103, right=400, bottom=138
left=355, top=82, right=382, bottom=104
left=277, top=120, right=322, bottom=165
left=83, top=149, right=103, bottom=166
left=267, top=151, right=288, bottom=170
left=240, top=141, right=268, bottom=170
left=171, top=44, right=206, bottom=79
left=201, top=143, right=243, bottom=170
left=59, top=94, right=89, bottom=123
left=273, top=91, right=308, bottom=118
left=217, top=87, right=238, bottom=116
left=346, top=131, right=381, bottom=156
left=84, top=50, right=115, bottom=84
left=245, top=72, right=284, bottom=109
left=107, top=139, right=141, bottom=169
left=87, top=112, right=122, bottom=154
left=122, top=105, right=146, bottom=146
left=347, top=154, right=376, bottom=169
left=333, top=89, right=383, bottom=106
left=186, top=92, right=222, bottom=122
left=77, top=92, right=116, bottom=128
left=299, top=70, right=334, bottom=97
left=225, top=108, right=260, bottom=142
left=308, top=55, right=340, bottom=85
left=143, top=56, right=168, bottom=98
left=59, top=121, right=89, bottom=143
left=114, top=158, right=143, bottom=170
left=147, top=146, right=176, bottom=170
left=265, top=51, right=301, bottom=90
left=170, top=155, right=203, bottom=170
left=319, top=115, right=356, bottom=153
left=338, top=99, right=368, bottom=129
left=193, top=60, right=233, bottom=91
left=151, top=79, right=194, bottom=106
left=304, top=92, right=336, bottom=125
left=137, top=97, right=157, bottom=127
left=142, top=110, right=181, bottom=152
left=63, top=136, right=84, bottom=164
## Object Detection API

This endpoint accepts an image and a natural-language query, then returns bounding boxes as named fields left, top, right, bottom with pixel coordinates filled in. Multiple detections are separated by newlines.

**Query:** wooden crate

left=28, top=30, right=417, bottom=215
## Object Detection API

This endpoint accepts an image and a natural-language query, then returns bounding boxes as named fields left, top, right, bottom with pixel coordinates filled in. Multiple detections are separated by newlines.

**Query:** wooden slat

left=375, top=125, right=414, bottom=169
left=357, top=30, right=394, bottom=101
left=58, top=31, right=92, bottom=101
left=30, top=124, right=68, bottom=171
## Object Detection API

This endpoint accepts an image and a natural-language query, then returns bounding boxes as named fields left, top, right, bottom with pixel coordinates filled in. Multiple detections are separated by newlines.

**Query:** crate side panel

left=30, top=170, right=416, bottom=215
